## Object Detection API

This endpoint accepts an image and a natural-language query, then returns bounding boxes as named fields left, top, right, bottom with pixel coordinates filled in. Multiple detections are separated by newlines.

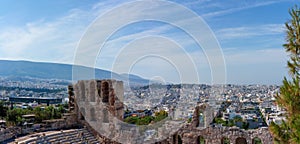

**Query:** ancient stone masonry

left=68, top=85, right=76, bottom=113
left=191, top=104, right=214, bottom=129
left=162, top=104, right=274, bottom=144
left=68, top=79, right=125, bottom=143
left=67, top=79, right=274, bottom=144
left=68, top=80, right=124, bottom=120
left=167, top=126, right=273, bottom=144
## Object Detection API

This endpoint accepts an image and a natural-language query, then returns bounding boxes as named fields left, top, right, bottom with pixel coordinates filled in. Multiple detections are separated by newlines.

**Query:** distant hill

left=0, top=60, right=149, bottom=85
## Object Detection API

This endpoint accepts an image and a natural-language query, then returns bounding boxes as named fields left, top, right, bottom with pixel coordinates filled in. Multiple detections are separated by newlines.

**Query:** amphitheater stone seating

left=9, top=127, right=99, bottom=144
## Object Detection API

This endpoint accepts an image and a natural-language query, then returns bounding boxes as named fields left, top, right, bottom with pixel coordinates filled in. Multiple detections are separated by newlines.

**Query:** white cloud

left=0, top=1, right=116, bottom=64
left=216, top=24, right=285, bottom=40
left=202, top=0, right=283, bottom=18
left=74, top=0, right=227, bottom=84
left=1, top=1, right=138, bottom=62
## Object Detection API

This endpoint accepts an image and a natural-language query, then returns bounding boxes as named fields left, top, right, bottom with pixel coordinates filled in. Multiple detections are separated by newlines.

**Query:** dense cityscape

left=0, top=76, right=285, bottom=130
left=124, top=83, right=284, bottom=129
left=0, top=75, right=286, bottom=143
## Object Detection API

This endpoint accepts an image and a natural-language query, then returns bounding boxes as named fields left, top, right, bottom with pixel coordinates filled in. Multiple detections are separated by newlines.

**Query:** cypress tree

left=270, top=5, right=300, bottom=144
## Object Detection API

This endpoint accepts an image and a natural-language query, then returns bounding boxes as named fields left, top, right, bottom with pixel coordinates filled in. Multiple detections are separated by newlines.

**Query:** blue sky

left=0, top=0, right=298, bottom=84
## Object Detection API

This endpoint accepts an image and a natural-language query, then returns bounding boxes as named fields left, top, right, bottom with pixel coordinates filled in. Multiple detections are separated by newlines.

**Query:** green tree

left=33, top=107, right=45, bottom=123
left=198, top=136, right=205, bottom=144
left=44, top=106, right=61, bottom=119
left=124, top=116, right=139, bottom=124
left=137, top=116, right=153, bottom=125
left=228, top=120, right=235, bottom=127
left=6, top=108, right=27, bottom=125
left=153, top=110, right=168, bottom=122
left=213, top=117, right=227, bottom=125
left=270, top=5, right=300, bottom=144
left=222, top=137, right=230, bottom=144
left=233, top=116, right=243, bottom=122
left=253, top=137, right=262, bottom=144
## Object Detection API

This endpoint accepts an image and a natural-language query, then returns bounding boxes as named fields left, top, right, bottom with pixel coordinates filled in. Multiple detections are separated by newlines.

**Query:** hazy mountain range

left=0, top=60, right=150, bottom=85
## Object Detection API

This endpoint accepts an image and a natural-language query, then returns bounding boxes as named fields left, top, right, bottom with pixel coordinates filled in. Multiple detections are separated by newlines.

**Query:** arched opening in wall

left=221, top=137, right=230, bottom=144
left=198, top=110, right=205, bottom=127
left=102, top=81, right=109, bottom=103
left=236, top=137, right=247, bottom=144
left=178, top=135, right=182, bottom=144
left=197, top=136, right=205, bottom=144
left=97, top=81, right=101, bottom=98
left=252, top=137, right=262, bottom=144
left=109, top=90, right=115, bottom=106
left=172, top=134, right=176, bottom=144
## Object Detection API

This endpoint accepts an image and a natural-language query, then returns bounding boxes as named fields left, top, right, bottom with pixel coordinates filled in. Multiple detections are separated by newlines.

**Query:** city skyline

left=0, top=0, right=298, bottom=84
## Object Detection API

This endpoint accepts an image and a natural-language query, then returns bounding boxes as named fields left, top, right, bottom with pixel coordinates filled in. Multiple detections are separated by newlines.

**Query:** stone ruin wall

left=161, top=104, right=273, bottom=144
left=69, top=79, right=124, bottom=120
left=68, top=79, right=125, bottom=143
left=67, top=79, right=274, bottom=144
